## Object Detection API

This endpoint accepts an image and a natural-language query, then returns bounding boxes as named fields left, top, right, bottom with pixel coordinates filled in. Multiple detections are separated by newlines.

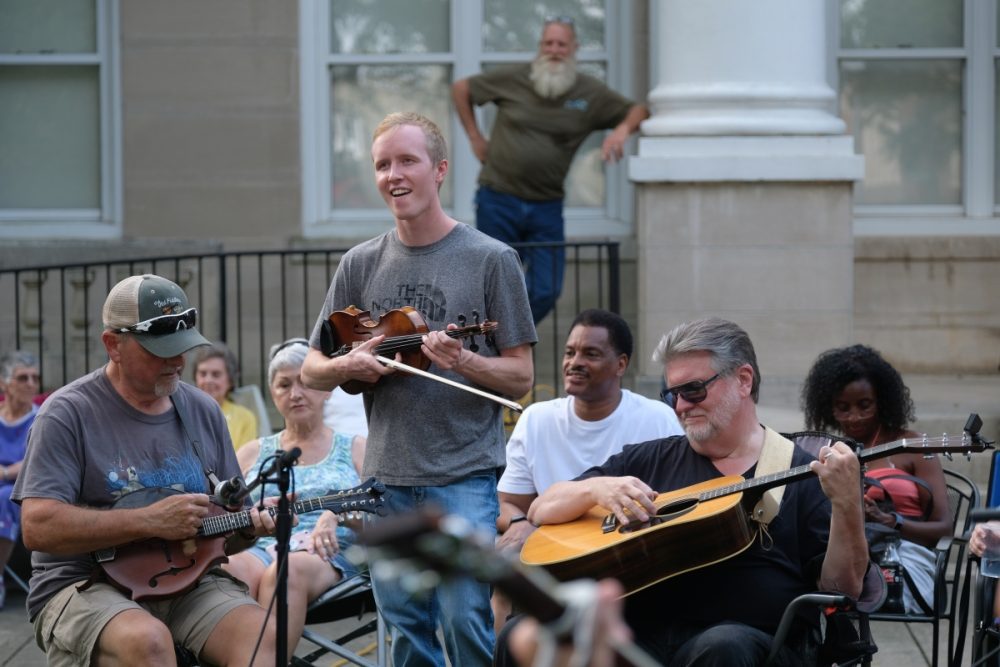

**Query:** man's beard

left=681, top=383, right=740, bottom=444
left=154, top=370, right=181, bottom=397
left=531, top=54, right=577, bottom=99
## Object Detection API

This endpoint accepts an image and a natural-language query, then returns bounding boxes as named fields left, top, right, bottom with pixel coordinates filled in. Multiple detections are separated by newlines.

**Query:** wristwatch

left=892, top=512, right=905, bottom=530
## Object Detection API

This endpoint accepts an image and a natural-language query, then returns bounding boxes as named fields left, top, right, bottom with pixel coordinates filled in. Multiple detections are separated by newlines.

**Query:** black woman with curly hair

left=802, top=344, right=950, bottom=614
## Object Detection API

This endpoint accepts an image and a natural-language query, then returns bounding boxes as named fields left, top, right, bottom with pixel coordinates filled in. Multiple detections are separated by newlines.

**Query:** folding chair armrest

left=934, top=535, right=955, bottom=553
left=765, top=593, right=853, bottom=667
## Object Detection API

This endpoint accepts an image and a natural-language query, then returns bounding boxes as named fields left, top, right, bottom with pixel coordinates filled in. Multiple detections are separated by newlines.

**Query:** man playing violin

left=12, top=274, right=281, bottom=666
left=302, top=111, right=537, bottom=667
left=525, top=317, right=869, bottom=665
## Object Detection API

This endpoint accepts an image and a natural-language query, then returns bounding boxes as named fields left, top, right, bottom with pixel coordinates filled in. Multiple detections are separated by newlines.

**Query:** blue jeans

left=475, top=186, right=565, bottom=324
left=370, top=474, right=499, bottom=667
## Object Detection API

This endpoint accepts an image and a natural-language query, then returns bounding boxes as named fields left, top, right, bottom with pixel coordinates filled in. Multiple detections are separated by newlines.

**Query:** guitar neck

left=361, top=510, right=660, bottom=667
left=197, top=499, right=315, bottom=538
left=198, top=481, right=385, bottom=538
left=701, top=433, right=982, bottom=503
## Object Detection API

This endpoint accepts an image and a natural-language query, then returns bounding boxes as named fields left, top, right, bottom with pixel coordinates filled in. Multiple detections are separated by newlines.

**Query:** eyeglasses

left=544, top=14, right=574, bottom=26
left=117, top=307, right=197, bottom=335
left=660, top=373, right=721, bottom=409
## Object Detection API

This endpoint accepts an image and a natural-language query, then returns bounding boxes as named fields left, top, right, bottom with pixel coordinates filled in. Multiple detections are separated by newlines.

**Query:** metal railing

left=0, top=242, right=620, bottom=424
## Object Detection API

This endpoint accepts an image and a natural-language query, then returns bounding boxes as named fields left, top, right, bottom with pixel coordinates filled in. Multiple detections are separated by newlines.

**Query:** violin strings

left=374, top=329, right=479, bottom=354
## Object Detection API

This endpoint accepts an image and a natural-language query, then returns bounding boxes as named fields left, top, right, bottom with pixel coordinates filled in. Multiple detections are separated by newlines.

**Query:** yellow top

left=221, top=398, right=258, bottom=450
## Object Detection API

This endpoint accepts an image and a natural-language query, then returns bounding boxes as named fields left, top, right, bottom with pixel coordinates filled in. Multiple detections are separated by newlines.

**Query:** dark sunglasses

left=660, top=373, right=721, bottom=409
left=117, top=307, right=197, bottom=335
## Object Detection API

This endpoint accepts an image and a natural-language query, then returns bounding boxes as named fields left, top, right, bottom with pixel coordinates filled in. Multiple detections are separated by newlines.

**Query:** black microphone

left=277, top=447, right=302, bottom=469
left=214, top=475, right=249, bottom=508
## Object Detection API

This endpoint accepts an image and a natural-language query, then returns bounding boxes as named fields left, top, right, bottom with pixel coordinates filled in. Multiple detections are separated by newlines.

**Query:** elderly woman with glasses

left=0, top=349, right=40, bottom=608
left=802, top=343, right=950, bottom=614
left=223, top=338, right=366, bottom=662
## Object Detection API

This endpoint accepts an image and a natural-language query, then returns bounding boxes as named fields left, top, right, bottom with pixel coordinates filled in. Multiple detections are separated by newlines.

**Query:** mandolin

left=94, top=477, right=386, bottom=601
left=319, top=305, right=497, bottom=394
left=521, top=420, right=992, bottom=597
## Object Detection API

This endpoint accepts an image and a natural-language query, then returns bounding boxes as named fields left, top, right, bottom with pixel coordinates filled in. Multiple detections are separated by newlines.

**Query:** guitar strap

left=751, top=426, right=795, bottom=526
left=170, top=393, right=223, bottom=491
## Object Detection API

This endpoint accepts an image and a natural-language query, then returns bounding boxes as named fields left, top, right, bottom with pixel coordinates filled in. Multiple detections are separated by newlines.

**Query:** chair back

left=868, top=467, right=980, bottom=667
left=230, top=384, right=273, bottom=436
left=945, top=468, right=981, bottom=542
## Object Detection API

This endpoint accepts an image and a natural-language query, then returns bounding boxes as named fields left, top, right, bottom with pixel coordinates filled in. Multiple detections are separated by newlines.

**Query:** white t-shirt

left=323, top=387, right=369, bottom=439
left=498, top=389, right=683, bottom=496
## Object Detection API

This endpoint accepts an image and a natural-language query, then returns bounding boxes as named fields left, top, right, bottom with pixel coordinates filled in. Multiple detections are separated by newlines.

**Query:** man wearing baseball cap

left=13, top=274, right=281, bottom=666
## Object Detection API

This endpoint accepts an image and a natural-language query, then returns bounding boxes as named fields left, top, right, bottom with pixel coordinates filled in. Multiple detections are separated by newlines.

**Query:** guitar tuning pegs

left=472, top=310, right=481, bottom=324
left=457, top=313, right=467, bottom=327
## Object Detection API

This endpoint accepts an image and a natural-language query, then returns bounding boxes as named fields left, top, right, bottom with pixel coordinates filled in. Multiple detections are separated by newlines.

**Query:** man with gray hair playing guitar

left=526, top=317, right=869, bottom=665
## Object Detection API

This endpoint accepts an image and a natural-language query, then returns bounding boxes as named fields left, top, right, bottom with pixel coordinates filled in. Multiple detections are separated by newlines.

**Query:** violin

left=319, top=305, right=498, bottom=395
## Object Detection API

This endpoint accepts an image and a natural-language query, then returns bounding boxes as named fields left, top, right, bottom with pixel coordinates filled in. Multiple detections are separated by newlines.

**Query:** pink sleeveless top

left=865, top=466, right=924, bottom=517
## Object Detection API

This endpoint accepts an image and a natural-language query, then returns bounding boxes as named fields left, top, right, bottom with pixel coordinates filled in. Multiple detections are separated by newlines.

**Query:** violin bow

left=375, top=355, right=523, bottom=412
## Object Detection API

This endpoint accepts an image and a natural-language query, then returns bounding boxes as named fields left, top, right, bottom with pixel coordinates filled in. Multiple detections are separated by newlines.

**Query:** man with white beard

left=452, top=17, right=649, bottom=325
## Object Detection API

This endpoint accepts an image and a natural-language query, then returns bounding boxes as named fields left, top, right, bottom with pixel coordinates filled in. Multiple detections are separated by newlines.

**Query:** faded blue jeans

left=370, top=474, right=499, bottom=667
left=475, top=186, right=565, bottom=325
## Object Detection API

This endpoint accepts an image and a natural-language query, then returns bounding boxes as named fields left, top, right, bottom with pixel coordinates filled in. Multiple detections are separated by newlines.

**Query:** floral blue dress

left=247, top=431, right=361, bottom=554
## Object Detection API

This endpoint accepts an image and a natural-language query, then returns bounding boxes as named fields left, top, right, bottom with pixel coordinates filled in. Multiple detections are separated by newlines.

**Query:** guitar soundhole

left=610, top=498, right=699, bottom=534
left=656, top=498, right=698, bottom=520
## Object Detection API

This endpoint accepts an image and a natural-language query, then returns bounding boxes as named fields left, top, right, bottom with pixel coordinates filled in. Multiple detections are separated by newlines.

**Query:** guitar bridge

left=601, top=513, right=662, bottom=534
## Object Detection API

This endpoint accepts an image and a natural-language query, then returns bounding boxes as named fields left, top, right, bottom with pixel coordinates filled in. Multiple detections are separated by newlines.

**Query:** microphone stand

left=243, top=447, right=300, bottom=667
left=274, top=453, right=295, bottom=667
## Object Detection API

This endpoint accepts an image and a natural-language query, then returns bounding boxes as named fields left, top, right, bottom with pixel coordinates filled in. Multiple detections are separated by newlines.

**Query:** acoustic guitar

left=94, top=477, right=386, bottom=601
left=521, top=421, right=992, bottom=597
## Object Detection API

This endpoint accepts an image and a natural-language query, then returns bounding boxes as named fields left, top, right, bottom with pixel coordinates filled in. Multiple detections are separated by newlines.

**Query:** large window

left=300, top=0, right=637, bottom=238
left=0, top=0, right=120, bottom=239
left=834, top=0, right=1000, bottom=229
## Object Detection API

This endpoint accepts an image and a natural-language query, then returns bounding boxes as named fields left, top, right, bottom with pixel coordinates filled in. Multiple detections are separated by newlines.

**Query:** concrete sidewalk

left=0, top=585, right=382, bottom=666
left=0, top=583, right=982, bottom=666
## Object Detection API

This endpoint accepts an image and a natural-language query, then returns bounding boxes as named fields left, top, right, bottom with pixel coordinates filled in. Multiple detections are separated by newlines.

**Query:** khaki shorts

left=33, top=569, right=257, bottom=667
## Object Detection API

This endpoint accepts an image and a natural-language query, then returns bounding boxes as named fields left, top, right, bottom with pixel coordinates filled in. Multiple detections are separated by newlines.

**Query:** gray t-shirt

left=309, top=223, right=537, bottom=486
left=12, top=368, right=239, bottom=619
left=469, top=64, right=635, bottom=200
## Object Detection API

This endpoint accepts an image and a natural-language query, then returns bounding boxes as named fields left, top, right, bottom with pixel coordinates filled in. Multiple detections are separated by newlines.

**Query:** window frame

left=829, top=0, right=1000, bottom=235
left=0, top=0, right=122, bottom=240
left=299, top=0, right=639, bottom=240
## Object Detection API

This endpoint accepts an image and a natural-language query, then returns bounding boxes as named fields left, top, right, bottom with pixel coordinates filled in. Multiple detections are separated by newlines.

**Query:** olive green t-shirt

left=468, top=64, right=635, bottom=201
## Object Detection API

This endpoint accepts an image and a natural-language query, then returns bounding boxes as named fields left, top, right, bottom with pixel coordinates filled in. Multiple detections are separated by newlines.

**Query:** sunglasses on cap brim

left=117, top=307, right=197, bottom=336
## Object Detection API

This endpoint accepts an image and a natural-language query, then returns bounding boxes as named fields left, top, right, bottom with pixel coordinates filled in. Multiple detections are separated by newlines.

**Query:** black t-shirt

left=575, top=434, right=831, bottom=635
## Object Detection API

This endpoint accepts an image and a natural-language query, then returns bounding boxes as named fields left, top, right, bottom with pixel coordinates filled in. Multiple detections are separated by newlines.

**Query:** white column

left=629, top=0, right=863, bottom=421
left=645, top=0, right=842, bottom=137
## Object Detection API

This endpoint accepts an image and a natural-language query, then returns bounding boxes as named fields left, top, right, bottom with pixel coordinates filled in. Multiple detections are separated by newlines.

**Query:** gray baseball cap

left=102, top=274, right=211, bottom=358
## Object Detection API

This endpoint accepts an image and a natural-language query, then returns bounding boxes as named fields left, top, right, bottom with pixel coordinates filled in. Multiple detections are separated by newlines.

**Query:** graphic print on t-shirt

left=106, top=453, right=205, bottom=499
left=371, top=283, right=448, bottom=324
